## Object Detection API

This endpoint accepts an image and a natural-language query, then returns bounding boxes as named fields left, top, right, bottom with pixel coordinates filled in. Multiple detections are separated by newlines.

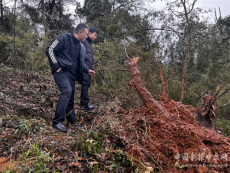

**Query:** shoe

left=80, top=103, right=97, bottom=110
left=52, top=123, right=67, bottom=133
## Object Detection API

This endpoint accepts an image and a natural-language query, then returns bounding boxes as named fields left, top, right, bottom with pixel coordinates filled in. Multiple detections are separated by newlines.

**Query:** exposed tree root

left=120, top=38, right=230, bottom=172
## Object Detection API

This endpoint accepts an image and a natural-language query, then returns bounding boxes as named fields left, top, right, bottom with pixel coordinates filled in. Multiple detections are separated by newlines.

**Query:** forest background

left=0, top=0, right=230, bottom=134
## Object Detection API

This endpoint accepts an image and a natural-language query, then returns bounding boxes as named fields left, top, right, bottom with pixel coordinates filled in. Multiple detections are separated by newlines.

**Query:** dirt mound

left=113, top=98, right=230, bottom=172
left=108, top=51, right=230, bottom=172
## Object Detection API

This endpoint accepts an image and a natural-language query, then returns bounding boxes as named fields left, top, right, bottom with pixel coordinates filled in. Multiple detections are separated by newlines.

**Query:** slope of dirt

left=0, top=68, right=132, bottom=172
left=113, top=98, right=230, bottom=172
left=1, top=67, right=230, bottom=172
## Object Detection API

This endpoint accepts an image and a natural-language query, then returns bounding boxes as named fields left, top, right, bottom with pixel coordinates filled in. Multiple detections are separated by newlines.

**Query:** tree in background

left=0, top=0, right=14, bottom=34
left=0, top=0, right=78, bottom=71
left=217, top=15, right=230, bottom=44
left=142, top=0, right=229, bottom=106
left=21, top=0, right=75, bottom=37
left=0, top=0, right=16, bottom=64
left=75, top=0, right=152, bottom=49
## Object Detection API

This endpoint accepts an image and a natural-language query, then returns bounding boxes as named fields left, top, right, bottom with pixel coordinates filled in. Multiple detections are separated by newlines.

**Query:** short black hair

left=74, top=23, right=88, bottom=34
left=89, top=27, right=98, bottom=34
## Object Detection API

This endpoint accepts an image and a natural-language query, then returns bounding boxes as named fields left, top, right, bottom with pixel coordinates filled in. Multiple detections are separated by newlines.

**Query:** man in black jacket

left=46, top=23, right=95, bottom=133
left=80, top=28, right=98, bottom=110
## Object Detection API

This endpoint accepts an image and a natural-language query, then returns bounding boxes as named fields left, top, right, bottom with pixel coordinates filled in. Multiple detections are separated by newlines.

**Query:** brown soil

left=113, top=98, right=230, bottom=172
left=0, top=157, right=15, bottom=172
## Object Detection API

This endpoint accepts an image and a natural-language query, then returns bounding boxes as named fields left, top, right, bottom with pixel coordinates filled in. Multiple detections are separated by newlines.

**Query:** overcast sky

left=4, top=0, right=230, bottom=22
left=149, top=0, right=229, bottom=18
left=195, top=0, right=229, bottom=17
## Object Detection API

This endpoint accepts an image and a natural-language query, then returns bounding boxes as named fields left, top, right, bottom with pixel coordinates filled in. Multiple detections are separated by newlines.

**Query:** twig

left=174, top=107, right=180, bottom=119
left=214, top=83, right=225, bottom=99
left=218, top=89, right=230, bottom=98
left=108, top=85, right=129, bottom=92
left=151, top=155, right=164, bottom=172
left=153, top=39, right=167, bottom=99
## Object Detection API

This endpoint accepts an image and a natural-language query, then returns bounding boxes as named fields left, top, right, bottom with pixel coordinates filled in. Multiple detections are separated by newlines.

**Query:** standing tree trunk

left=41, top=0, right=48, bottom=34
left=0, top=0, right=3, bottom=21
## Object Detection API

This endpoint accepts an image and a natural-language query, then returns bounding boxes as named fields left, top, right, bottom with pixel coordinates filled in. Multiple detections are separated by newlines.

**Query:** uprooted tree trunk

left=126, top=50, right=226, bottom=132
left=127, top=57, right=170, bottom=117
left=126, top=55, right=222, bottom=130
left=121, top=38, right=230, bottom=173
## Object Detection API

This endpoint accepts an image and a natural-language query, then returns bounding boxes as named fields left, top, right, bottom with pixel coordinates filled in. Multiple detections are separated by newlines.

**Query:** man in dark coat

left=46, top=23, right=95, bottom=133
left=80, top=28, right=98, bottom=110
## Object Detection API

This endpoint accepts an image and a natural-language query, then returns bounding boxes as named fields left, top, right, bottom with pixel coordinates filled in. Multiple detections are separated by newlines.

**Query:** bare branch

left=188, top=0, right=198, bottom=14
left=214, top=83, right=225, bottom=99
left=163, top=26, right=182, bottom=38
left=153, top=38, right=167, bottom=100
left=171, top=10, right=184, bottom=17
left=108, top=85, right=129, bottom=92
left=124, top=36, right=131, bottom=61
left=181, top=0, right=190, bottom=28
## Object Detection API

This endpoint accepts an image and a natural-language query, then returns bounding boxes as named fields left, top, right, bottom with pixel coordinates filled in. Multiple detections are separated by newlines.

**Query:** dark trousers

left=80, top=83, right=90, bottom=105
left=53, top=71, right=76, bottom=125
left=80, top=75, right=91, bottom=106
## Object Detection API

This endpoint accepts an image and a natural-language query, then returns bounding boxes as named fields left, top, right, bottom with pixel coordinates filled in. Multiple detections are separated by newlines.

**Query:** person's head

left=74, top=23, right=89, bottom=42
left=88, top=28, right=98, bottom=41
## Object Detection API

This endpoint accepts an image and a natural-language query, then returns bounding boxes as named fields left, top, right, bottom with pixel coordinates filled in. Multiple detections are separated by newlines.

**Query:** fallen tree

left=109, top=38, right=230, bottom=172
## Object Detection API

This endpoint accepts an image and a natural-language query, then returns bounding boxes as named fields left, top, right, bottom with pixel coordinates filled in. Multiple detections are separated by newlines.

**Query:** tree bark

left=125, top=52, right=223, bottom=130
left=41, top=0, right=48, bottom=34
left=48, top=0, right=56, bottom=15
left=0, top=0, right=3, bottom=21
left=127, top=57, right=169, bottom=116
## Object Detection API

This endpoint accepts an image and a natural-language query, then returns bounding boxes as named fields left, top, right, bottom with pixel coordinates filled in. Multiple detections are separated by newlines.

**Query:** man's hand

left=88, top=70, right=95, bottom=75
left=57, top=68, right=62, bottom=72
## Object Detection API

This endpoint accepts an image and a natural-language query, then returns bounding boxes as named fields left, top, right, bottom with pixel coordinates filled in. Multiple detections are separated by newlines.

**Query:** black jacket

left=45, top=33, right=89, bottom=81
left=83, top=37, right=94, bottom=70
left=81, top=36, right=94, bottom=84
